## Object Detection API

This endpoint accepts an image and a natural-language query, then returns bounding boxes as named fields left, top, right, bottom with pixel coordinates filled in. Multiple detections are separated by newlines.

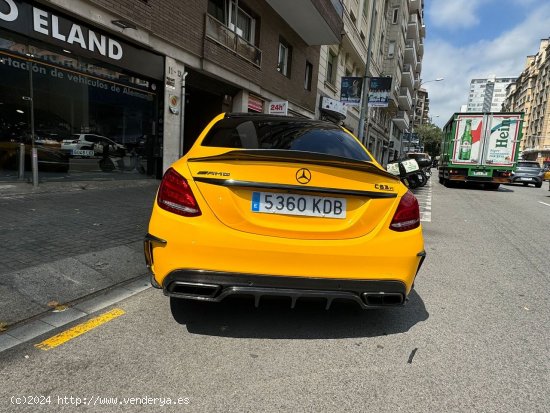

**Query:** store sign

left=268, top=101, right=288, bottom=116
left=0, top=0, right=164, bottom=80
left=320, top=96, right=347, bottom=118
left=248, top=94, right=264, bottom=113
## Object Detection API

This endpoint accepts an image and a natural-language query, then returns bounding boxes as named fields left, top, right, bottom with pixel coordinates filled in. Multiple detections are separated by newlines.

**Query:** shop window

left=0, top=33, right=159, bottom=180
left=277, top=38, right=292, bottom=77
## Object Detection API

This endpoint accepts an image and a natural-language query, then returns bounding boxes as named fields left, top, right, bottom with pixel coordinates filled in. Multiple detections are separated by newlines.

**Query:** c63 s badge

left=375, top=184, right=394, bottom=191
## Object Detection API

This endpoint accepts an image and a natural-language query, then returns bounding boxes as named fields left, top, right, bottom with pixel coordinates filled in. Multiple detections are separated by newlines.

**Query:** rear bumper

left=160, top=269, right=413, bottom=309
left=510, top=176, right=542, bottom=184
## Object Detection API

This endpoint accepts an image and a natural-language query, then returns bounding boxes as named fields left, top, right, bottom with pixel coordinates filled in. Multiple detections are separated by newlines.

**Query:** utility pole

left=357, top=0, right=378, bottom=146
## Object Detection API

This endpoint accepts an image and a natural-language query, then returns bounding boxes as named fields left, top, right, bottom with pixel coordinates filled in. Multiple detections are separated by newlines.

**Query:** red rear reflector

left=390, top=191, right=420, bottom=232
left=157, top=168, right=201, bottom=217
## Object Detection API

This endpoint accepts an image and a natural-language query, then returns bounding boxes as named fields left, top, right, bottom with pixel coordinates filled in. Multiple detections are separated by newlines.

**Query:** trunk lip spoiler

left=187, top=150, right=400, bottom=181
left=193, top=177, right=398, bottom=199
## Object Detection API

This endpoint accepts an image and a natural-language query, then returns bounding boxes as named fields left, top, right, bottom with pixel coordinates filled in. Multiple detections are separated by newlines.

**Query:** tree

left=416, top=123, right=442, bottom=157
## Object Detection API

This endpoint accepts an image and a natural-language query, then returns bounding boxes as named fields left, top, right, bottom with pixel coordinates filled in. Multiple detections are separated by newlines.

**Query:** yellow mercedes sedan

left=144, top=113, right=425, bottom=309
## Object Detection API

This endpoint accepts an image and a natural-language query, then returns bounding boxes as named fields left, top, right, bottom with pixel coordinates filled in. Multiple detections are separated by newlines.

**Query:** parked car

left=61, top=134, right=125, bottom=157
left=0, top=138, right=69, bottom=173
left=511, top=161, right=544, bottom=188
left=406, top=152, right=432, bottom=168
left=145, top=113, right=426, bottom=311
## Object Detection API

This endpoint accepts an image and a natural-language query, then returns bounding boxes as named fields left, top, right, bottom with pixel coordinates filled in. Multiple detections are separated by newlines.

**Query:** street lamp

left=407, top=77, right=444, bottom=154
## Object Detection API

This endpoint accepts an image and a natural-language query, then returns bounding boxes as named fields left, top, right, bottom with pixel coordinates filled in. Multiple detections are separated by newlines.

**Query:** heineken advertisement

left=452, top=114, right=521, bottom=166
left=484, top=115, right=520, bottom=166
left=453, top=115, right=483, bottom=163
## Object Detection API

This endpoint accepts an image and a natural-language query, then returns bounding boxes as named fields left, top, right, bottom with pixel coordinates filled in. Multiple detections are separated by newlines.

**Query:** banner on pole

left=368, top=77, right=392, bottom=107
left=340, top=77, right=363, bottom=106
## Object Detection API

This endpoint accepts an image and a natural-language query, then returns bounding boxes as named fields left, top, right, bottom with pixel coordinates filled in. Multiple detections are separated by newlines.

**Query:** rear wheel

left=535, top=182, right=542, bottom=188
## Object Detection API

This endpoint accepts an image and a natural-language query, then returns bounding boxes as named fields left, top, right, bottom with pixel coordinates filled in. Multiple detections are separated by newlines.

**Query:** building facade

left=502, top=38, right=550, bottom=165
left=316, top=0, right=425, bottom=165
left=0, top=0, right=342, bottom=181
left=466, top=75, right=516, bottom=113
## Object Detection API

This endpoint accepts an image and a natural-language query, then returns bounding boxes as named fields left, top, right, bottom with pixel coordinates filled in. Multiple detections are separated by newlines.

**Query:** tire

left=99, top=157, right=115, bottom=172
left=438, top=176, right=444, bottom=184
left=417, top=172, right=427, bottom=187
left=535, top=183, right=542, bottom=188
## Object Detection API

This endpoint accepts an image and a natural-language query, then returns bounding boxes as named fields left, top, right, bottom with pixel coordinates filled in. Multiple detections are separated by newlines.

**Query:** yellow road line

left=35, top=308, right=125, bottom=351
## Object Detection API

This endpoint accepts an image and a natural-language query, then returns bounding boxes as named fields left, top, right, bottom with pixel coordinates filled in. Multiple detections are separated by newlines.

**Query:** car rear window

left=201, top=117, right=372, bottom=162
left=517, top=162, right=540, bottom=168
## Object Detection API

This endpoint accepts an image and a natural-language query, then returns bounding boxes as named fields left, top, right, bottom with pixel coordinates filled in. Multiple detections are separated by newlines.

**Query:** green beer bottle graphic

left=459, top=119, right=473, bottom=160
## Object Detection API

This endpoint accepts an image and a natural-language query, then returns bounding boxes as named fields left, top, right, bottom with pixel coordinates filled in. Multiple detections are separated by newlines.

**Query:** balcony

left=409, top=0, right=421, bottom=13
left=205, top=15, right=262, bottom=67
left=265, top=0, right=343, bottom=45
left=393, top=111, right=410, bottom=131
left=402, top=64, right=414, bottom=89
left=418, top=39, right=424, bottom=57
left=407, top=14, right=420, bottom=41
left=399, top=88, right=413, bottom=111
left=404, top=40, right=418, bottom=68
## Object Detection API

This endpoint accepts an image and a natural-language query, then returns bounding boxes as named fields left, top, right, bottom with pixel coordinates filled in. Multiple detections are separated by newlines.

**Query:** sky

left=422, top=0, right=550, bottom=127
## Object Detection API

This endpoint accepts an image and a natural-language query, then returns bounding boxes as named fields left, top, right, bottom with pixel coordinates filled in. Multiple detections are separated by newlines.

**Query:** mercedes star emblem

left=296, top=168, right=312, bottom=184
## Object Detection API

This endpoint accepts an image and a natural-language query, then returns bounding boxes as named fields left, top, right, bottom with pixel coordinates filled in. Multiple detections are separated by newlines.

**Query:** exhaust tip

left=362, top=292, right=404, bottom=306
left=169, top=282, right=220, bottom=298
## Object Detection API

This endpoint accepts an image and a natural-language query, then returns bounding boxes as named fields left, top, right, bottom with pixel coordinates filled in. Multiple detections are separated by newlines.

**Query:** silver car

left=511, top=161, right=544, bottom=188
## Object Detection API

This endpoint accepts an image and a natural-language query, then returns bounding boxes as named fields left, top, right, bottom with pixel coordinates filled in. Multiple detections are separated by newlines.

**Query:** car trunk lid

left=186, top=150, right=402, bottom=240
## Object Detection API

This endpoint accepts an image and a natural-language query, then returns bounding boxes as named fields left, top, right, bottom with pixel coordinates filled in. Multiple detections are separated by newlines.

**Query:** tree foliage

left=416, top=123, right=443, bottom=157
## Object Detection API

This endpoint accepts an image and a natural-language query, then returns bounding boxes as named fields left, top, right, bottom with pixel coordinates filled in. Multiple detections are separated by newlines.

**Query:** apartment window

left=304, top=61, right=313, bottom=91
left=278, top=38, right=292, bottom=77
left=327, top=51, right=336, bottom=85
left=392, top=8, right=399, bottom=24
left=350, top=10, right=356, bottom=25
left=388, top=41, right=395, bottom=58
left=208, top=0, right=256, bottom=44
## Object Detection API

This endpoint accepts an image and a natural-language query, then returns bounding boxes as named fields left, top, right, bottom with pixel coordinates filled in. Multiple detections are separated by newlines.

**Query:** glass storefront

left=0, top=30, right=161, bottom=181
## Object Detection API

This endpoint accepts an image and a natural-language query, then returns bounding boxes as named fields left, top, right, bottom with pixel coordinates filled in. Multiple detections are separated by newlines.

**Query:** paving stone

left=0, top=334, right=21, bottom=352
left=7, top=320, right=54, bottom=341
left=40, top=308, right=88, bottom=328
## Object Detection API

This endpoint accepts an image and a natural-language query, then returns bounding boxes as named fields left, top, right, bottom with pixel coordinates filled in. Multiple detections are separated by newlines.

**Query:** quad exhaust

left=165, top=280, right=405, bottom=309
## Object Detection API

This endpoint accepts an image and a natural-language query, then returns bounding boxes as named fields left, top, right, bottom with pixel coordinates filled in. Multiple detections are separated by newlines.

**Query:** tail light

left=157, top=168, right=201, bottom=217
left=390, top=191, right=420, bottom=232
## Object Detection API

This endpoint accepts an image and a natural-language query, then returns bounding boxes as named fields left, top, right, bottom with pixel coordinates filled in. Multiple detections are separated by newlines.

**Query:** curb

left=0, top=275, right=151, bottom=353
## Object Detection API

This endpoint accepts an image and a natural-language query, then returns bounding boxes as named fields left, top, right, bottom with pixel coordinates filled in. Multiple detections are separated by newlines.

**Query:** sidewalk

left=0, top=178, right=159, bottom=329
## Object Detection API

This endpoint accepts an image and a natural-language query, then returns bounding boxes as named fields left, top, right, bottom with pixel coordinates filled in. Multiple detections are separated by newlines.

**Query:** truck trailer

left=439, top=112, right=523, bottom=190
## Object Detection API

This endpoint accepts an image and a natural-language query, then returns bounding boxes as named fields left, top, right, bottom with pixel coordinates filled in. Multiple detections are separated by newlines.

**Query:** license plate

left=72, top=149, right=95, bottom=156
left=519, top=177, right=532, bottom=181
left=472, top=171, right=488, bottom=176
left=251, top=191, right=346, bottom=219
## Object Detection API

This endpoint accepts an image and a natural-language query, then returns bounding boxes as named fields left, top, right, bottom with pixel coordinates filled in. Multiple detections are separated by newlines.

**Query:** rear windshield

left=517, top=162, right=540, bottom=168
left=202, top=118, right=372, bottom=162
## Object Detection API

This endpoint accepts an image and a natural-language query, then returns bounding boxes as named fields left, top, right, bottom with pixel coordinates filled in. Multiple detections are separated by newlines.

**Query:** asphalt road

left=1, top=179, right=549, bottom=412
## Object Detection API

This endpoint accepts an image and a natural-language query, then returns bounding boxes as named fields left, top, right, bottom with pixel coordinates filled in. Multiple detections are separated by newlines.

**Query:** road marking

left=539, top=202, right=550, bottom=207
left=35, top=308, right=125, bottom=351
left=412, top=180, right=433, bottom=222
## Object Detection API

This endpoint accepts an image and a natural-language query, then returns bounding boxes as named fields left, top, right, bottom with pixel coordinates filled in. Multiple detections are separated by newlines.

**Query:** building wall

left=503, top=38, right=550, bottom=164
